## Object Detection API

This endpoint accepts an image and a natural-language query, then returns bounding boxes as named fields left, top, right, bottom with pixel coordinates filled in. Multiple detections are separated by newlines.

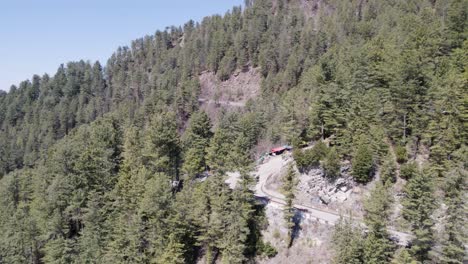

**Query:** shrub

left=395, top=145, right=408, bottom=164
left=259, top=241, right=278, bottom=258
left=272, top=229, right=281, bottom=240
left=293, top=148, right=307, bottom=172
left=312, top=140, right=329, bottom=160
left=400, top=162, right=417, bottom=180
left=293, top=141, right=329, bottom=173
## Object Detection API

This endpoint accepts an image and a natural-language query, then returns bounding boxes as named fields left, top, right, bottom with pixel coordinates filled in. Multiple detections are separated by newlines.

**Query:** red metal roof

left=271, top=147, right=286, bottom=153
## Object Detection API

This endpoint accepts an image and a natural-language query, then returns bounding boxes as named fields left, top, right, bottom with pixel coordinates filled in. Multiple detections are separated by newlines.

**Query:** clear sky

left=0, top=0, right=243, bottom=91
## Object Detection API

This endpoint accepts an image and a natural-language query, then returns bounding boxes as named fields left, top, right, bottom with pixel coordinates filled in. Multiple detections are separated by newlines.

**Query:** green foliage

left=364, top=182, right=393, bottom=234
left=182, top=111, right=212, bottom=179
left=400, top=162, right=418, bottom=180
left=363, top=232, right=394, bottom=264
left=402, top=168, right=436, bottom=262
left=380, top=153, right=397, bottom=184
left=143, top=112, right=181, bottom=180
left=323, top=147, right=341, bottom=179
left=332, top=219, right=364, bottom=264
left=391, top=249, right=417, bottom=264
left=363, top=183, right=395, bottom=263
left=395, top=145, right=408, bottom=164
left=437, top=168, right=467, bottom=264
left=294, top=140, right=329, bottom=173
left=0, top=0, right=467, bottom=262
left=352, top=142, right=374, bottom=183
left=257, top=240, right=277, bottom=258
left=282, top=164, right=297, bottom=247
left=157, top=234, right=186, bottom=264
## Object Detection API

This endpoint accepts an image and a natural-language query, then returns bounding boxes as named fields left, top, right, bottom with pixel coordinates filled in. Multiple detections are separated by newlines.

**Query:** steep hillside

left=0, top=0, right=466, bottom=263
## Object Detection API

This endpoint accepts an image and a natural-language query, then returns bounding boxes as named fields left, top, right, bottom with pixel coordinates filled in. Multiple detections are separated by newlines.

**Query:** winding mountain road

left=252, top=155, right=412, bottom=246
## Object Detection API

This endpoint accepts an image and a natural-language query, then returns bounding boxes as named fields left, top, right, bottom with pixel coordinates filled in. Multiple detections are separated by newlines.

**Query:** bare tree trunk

left=402, top=113, right=407, bottom=144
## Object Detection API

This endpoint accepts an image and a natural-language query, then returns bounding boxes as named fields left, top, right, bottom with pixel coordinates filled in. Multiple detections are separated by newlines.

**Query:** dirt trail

left=198, top=98, right=245, bottom=107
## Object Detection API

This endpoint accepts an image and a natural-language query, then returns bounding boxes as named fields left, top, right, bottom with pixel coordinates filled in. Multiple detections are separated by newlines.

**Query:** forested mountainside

left=0, top=0, right=466, bottom=263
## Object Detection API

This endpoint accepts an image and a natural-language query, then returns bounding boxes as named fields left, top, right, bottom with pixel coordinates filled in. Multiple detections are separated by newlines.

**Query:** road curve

left=253, top=155, right=412, bottom=245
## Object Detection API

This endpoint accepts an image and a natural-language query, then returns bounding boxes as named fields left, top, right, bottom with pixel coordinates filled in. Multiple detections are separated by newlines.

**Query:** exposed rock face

left=197, top=67, right=261, bottom=126
left=297, top=165, right=355, bottom=205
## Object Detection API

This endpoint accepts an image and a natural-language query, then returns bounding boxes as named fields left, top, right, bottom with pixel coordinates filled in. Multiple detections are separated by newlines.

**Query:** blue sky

left=0, top=0, right=243, bottom=91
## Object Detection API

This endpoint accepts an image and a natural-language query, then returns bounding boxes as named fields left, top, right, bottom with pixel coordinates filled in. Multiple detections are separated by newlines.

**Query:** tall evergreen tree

left=438, top=168, right=466, bottom=264
left=332, top=219, right=364, bottom=264
left=363, top=182, right=395, bottom=263
left=352, top=140, right=374, bottom=183
left=402, top=168, right=436, bottom=262
left=182, top=111, right=212, bottom=180
left=282, top=163, right=297, bottom=247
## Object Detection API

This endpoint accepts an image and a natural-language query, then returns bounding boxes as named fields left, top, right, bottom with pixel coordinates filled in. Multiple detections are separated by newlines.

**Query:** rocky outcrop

left=297, top=165, right=356, bottom=205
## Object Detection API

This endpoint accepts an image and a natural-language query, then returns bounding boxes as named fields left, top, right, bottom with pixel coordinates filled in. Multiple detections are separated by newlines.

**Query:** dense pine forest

left=0, top=0, right=466, bottom=263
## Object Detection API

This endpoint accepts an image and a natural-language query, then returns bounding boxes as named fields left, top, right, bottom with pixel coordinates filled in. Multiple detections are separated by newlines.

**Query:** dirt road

left=198, top=98, right=246, bottom=107
left=253, top=155, right=412, bottom=245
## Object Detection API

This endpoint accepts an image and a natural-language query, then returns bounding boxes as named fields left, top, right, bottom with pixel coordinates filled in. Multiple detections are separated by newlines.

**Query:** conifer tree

left=77, top=191, right=106, bottom=263
left=363, top=182, right=395, bottom=263
left=400, top=162, right=417, bottom=180
left=391, top=249, right=417, bottom=264
left=157, top=234, right=185, bottom=264
left=182, top=111, right=213, bottom=179
left=332, top=219, right=364, bottom=264
left=352, top=141, right=374, bottom=183
left=143, top=112, right=181, bottom=181
left=402, top=168, right=436, bottom=262
left=282, top=164, right=297, bottom=247
left=438, top=168, right=466, bottom=264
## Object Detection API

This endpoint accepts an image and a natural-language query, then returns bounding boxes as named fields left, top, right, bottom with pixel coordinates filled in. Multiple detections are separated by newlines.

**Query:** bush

left=395, top=145, right=408, bottom=164
left=272, top=229, right=281, bottom=240
left=400, top=162, right=417, bottom=180
left=293, top=141, right=329, bottom=173
left=312, top=140, right=329, bottom=160
left=258, top=241, right=278, bottom=258
left=293, top=148, right=307, bottom=172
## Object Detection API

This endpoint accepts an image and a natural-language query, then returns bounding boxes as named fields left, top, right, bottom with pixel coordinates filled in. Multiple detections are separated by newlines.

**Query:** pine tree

left=77, top=191, right=106, bottom=263
left=282, top=163, right=297, bottom=247
left=438, top=168, right=466, bottom=264
left=138, top=173, right=173, bottom=260
left=206, top=128, right=232, bottom=173
left=363, top=182, right=395, bottom=263
left=219, top=190, right=251, bottom=264
left=402, top=168, right=436, bottom=262
left=157, top=234, right=185, bottom=264
left=332, top=219, right=364, bottom=264
left=196, top=173, right=232, bottom=263
left=363, top=233, right=394, bottom=264
left=352, top=141, right=374, bottom=183
left=400, top=162, right=417, bottom=180
left=391, top=249, right=417, bottom=264
left=182, top=111, right=212, bottom=180
left=143, top=112, right=181, bottom=181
